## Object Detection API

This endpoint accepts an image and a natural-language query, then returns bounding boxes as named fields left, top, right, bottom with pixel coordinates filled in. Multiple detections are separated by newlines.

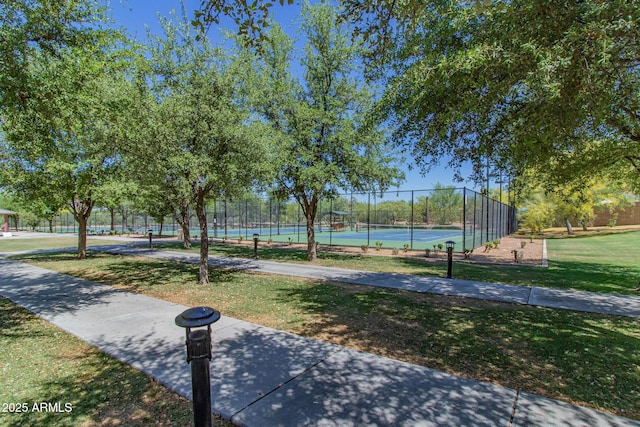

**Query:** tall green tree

left=138, top=8, right=271, bottom=284
left=258, top=2, right=403, bottom=261
left=1, top=1, right=141, bottom=257
left=1, top=31, right=138, bottom=258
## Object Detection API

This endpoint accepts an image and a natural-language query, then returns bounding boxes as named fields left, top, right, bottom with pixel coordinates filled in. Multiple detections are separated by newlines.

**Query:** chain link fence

left=20, top=188, right=516, bottom=252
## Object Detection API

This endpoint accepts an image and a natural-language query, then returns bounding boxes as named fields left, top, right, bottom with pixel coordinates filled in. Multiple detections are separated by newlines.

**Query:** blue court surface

left=208, top=225, right=464, bottom=250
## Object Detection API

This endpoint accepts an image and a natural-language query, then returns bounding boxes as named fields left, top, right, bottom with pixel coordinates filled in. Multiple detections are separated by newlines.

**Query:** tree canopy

left=194, top=0, right=640, bottom=190
left=258, top=2, right=403, bottom=261
left=378, top=0, right=640, bottom=187
left=133, top=7, right=272, bottom=283
left=0, top=1, right=136, bottom=258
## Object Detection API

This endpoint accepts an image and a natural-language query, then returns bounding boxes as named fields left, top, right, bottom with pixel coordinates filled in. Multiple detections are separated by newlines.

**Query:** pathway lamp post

left=148, top=229, right=153, bottom=249
left=175, top=306, right=221, bottom=427
left=253, top=233, right=259, bottom=259
left=445, top=240, right=455, bottom=279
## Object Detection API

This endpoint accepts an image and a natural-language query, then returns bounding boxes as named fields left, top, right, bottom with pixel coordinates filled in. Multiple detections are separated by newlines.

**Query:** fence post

left=462, top=188, right=467, bottom=253
left=410, top=191, right=414, bottom=250
left=367, top=192, right=371, bottom=247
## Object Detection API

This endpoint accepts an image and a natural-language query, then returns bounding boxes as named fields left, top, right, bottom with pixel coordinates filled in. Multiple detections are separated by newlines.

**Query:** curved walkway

left=98, top=245, right=640, bottom=318
left=1, top=245, right=639, bottom=426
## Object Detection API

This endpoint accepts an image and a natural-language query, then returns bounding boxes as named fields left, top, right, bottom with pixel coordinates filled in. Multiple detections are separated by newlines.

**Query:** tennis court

left=26, top=187, right=516, bottom=252
left=211, top=224, right=464, bottom=251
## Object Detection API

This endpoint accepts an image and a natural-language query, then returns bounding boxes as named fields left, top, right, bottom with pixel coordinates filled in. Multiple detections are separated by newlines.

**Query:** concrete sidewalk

left=96, top=245, right=640, bottom=318
left=1, top=257, right=639, bottom=426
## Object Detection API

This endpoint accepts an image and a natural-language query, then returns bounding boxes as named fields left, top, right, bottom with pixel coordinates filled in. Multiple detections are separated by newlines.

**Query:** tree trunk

left=176, top=204, right=191, bottom=249
left=304, top=198, right=318, bottom=261
left=74, top=199, right=93, bottom=260
left=109, top=207, right=115, bottom=232
left=78, top=215, right=88, bottom=259
left=71, top=196, right=94, bottom=259
left=159, top=221, right=164, bottom=236
left=48, top=219, right=54, bottom=233
left=565, top=218, right=574, bottom=235
left=195, top=191, right=209, bottom=285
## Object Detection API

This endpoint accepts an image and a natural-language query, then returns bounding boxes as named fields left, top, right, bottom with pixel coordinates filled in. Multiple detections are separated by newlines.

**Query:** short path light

left=445, top=240, right=456, bottom=279
left=175, top=306, right=221, bottom=427
left=148, top=229, right=153, bottom=249
left=253, top=233, right=259, bottom=259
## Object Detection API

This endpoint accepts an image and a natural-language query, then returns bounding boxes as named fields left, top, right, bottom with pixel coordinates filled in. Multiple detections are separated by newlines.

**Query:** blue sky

left=107, top=1, right=483, bottom=192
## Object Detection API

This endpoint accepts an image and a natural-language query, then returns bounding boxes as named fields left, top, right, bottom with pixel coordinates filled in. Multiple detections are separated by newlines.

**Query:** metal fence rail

left=21, top=188, right=517, bottom=252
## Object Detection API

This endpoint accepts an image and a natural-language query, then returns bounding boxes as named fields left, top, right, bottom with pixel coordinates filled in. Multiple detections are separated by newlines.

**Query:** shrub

left=375, top=241, right=383, bottom=251
left=403, top=243, right=410, bottom=252
left=511, top=250, right=524, bottom=263
left=361, top=244, right=369, bottom=253
left=391, top=247, right=399, bottom=255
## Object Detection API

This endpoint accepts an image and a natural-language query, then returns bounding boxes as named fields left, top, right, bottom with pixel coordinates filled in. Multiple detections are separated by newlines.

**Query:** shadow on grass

left=274, top=282, right=640, bottom=420
left=0, top=298, right=195, bottom=427
left=155, top=239, right=640, bottom=295
left=9, top=251, right=242, bottom=292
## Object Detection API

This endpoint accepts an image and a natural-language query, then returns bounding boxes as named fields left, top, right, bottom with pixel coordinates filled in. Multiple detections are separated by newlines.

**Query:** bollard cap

left=175, top=306, right=220, bottom=328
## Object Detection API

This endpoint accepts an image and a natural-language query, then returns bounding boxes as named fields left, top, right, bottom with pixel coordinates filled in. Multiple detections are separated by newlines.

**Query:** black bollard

left=188, top=329, right=211, bottom=427
left=252, top=233, right=259, bottom=259
left=175, top=307, right=221, bottom=427
left=445, top=240, right=455, bottom=279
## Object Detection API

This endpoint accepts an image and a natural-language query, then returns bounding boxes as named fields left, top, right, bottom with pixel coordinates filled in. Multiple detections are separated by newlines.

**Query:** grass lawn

left=152, top=230, right=640, bottom=295
left=0, top=297, right=232, bottom=427
left=0, top=236, right=127, bottom=253
left=12, top=251, right=640, bottom=421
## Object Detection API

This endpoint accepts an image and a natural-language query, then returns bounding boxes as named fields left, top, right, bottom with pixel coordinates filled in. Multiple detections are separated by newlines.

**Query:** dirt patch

left=314, top=234, right=545, bottom=266
left=228, top=234, right=545, bottom=266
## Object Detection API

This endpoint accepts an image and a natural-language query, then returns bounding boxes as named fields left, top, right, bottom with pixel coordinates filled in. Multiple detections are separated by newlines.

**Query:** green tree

left=94, top=177, right=137, bottom=233
left=518, top=176, right=635, bottom=235
left=133, top=185, right=175, bottom=236
left=1, top=28, right=138, bottom=259
left=548, top=180, right=634, bottom=235
left=193, top=1, right=640, bottom=189
left=259, top=2, right=403, bottom=261
left=520, top=191, right=556, bottom=235
left=375, top=200, right=409, bottom=224
left=375, top=0, right=640, bottom=186
left=428, top=184, right=463, bottom=225
left=138, top=8, right=271, bottom=284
